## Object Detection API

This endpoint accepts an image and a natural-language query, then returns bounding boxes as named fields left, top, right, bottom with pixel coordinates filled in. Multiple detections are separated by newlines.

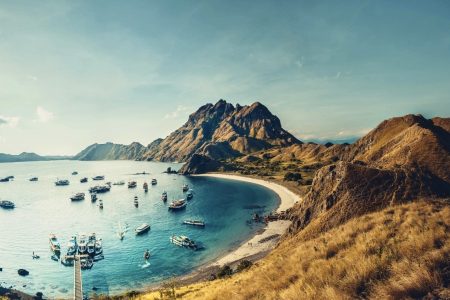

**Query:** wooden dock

left=74, top=256, right=83, bottom=300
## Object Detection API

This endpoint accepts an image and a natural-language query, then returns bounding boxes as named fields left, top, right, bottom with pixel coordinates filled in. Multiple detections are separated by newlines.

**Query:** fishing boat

left=72, top=171, right=78, bottom=175
left=143, top=249, right=151, bottom=260
left=87, top=234, right=96, bottom=256
left=135, top=223, right=150, bottom=235
left=49, top=234, right=61, bottom=254
left=170, top=235, right=197, bottom=250
left=0, top=177, right=10, bottom=182
left=161, top=191, right=168, bottom=202
left=67, top=236, right=77, bottom=256
left=70, top=192, right=85, bottom=201
left=151, top=179, right=157, bottom=185
left=182, top=184, right=189, bottom=192
left=128, top=181, right=137, bottom=188
left=92, top=175, right=105, bottom=181
left=113, top=180, right=125, bottom=185
left=186, top=189, right=194, bottom=200
left=0, top=200, right=15, bottom=209
left=91, top=193, right=97, bottom=202
left=55, top=179, right=70, bottom=186
left=168, top=199, right=187, bottom=210
left=80, top=257, right=93, bottom=270
left=98, top=199, right=103, bottom=209
left=143, top=182, right=148, bottom=192
left=95, top=238, right=103, bottom=256
left=29, top=177, right=38, bottom=182
left=78, top=234, right=88, bottom=254
left=89, top=185, right=110, bottom=193
left=183, top=219, right=205, bottom=227
left=80, top=177, right=88, bottom=183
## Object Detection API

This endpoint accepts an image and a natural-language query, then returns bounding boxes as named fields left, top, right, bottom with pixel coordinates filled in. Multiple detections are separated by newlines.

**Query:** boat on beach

left=183, top=219, right=205, bottom=227
left=70, top=192, right=85, bottom=201
left=80, top=177, right=88, bottom=183
left=55, top=179, right=70, bottom=186
left=92, top=175, right=105, bottom=181
left=135, top=223, right=150, bottom=235
left=49, top=234, right=61, bottom=254
left=0, top=200, right=15, bottom=209
left=29, top=177, right=38, bottom=182
left=168, top=199, right=187, bottom=210
left=170, top=235, right=198, bottom=250
left=128, top=181, right=137, bottom=188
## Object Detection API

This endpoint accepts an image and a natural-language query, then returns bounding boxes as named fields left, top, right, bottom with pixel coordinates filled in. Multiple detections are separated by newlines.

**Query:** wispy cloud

left=0, top=115, right=20, bottom=128
left=36, top=106, right=54, bottom=123
left=164, top=105, right=190, bottom=119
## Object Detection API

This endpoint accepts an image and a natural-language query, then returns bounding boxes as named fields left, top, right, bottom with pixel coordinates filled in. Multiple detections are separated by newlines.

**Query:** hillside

left=0, top=152, right=71, bottom=163
left=72, top=142, right=146, bottom=161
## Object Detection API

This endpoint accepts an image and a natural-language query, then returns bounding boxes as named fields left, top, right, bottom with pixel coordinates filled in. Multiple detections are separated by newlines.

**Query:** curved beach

left=195, top=173, right=301, bottom=267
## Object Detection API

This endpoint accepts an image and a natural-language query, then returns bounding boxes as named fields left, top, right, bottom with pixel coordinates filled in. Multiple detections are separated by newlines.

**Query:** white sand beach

left=195, top=173, right=301, bottom=267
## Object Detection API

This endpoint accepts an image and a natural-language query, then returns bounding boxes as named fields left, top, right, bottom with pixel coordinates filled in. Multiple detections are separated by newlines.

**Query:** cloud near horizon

left=0, top=115, right=20, bottom=128
left=36, top=106, right=54, bottom=123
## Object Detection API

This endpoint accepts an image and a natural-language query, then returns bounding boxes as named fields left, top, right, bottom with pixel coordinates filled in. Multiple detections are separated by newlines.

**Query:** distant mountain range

left=0, top=152, right=71, bottom=163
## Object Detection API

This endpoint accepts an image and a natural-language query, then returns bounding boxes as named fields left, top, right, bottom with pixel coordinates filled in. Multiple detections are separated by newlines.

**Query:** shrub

left=217, top=265, right=233, bottom=278
left=284, top=172, right=302, bottom=181
left=236, top=260, right=253, bottom=272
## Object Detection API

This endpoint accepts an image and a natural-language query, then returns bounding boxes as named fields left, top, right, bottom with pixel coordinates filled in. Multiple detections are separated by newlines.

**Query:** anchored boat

left=67, top=236, right=77, bottom=256
left=168, top=199, right=187, bottom=210
left=29, top=177, right=38, bottom=182
left=0, top=200, right=15, bottom=209
left=170, top=235, right=198, bottom=250
left=161, top=191, right=168, bottom=202
left=128, top=181, right=137, bottom=188
left=70, top=192, right=85, bottom=201
left=55, top=179, right=70, bottom=186
left=151, top=179, right=157, bottom=185
left=135, top=223, right=150, bottom=235
left=49, top=234, right=61, bottom=254
left=182, top=184, right=189, bottom=192
left=92, top=175, right=105, bottom=181
left=78, top=234, right=88, bottom=254
left=89, top=185, right=110, bottom=193
left=80, top=177, right=88, bottom=183
left=183, top=219, right=205, bottom=227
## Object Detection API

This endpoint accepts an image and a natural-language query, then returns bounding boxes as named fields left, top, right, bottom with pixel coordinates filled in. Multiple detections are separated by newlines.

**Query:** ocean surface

left=0, top=161, right=278, bottom=298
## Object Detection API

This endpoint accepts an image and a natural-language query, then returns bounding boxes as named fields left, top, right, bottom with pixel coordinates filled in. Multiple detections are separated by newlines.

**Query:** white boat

left=67, top=236, right=77, bottom=256
left=170, top=235, right=197, bottom=249
left=117, top=222, right=127, bottom=240
left=89, top=185, right=110, bottom=193
left=168, top=199, right=187, bottom=210
left=128, top=181, right=137, bottom=188
left=113, top=180, right=125, bottom=185
left=55, top=179, right=70, bottom=186
left=78, top=234, right=88, bottom=254
left=49, top=234, right=61, bottom=253
left=135, top=223, right=150, bottom=235
left=92, top=175, right=105, bottom=181
left=70, top=192, right=85, bottom=201
left=95, top=239, right=103, bottom=256
left=80, top=257, right=93, bottom=269
left=87, top=234, right=96, bottom=256
left=161, top=191, right=168, bottom=201
left=183, top=219, right=205, bottom=227
left=182, top=184, right=189, bottom=192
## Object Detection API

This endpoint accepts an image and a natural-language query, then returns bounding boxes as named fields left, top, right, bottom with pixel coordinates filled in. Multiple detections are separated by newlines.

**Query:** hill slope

left=0, top=152, right=71, bottom=163
left=72, top=142, right=146, bottom=161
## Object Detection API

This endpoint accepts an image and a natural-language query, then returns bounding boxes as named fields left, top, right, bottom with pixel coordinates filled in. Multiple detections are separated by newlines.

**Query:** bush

left=217, top=265, right=233, bottom=278
left=236, top=260, right=253, bottom=272
left=284, top=172, right=302, bottom=181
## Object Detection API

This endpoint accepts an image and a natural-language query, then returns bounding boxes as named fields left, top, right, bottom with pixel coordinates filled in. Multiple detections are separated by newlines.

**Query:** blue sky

left=0, top=0, right=449, bottom=155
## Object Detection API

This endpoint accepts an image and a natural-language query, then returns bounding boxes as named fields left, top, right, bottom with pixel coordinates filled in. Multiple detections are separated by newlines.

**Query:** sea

left=0, top=160, right=279, bottom=298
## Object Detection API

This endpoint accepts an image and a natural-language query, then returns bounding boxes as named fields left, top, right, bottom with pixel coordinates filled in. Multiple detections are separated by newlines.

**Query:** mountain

left=288, top=114, right=450, bottom=236
left=73, top=142, right=146, bottom=161
left=0, top=152, right=71, bottom=163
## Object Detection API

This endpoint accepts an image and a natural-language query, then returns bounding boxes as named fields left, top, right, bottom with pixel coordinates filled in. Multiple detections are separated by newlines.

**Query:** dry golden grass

left=136, top=200, right=449, bottom=300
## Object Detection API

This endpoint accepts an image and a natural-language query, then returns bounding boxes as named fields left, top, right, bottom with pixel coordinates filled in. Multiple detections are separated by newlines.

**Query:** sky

left=0, top=0, right=449, bottom=155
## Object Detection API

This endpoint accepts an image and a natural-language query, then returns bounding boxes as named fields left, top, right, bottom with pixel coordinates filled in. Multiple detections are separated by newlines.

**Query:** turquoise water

left=0, top=161, right=278, bottom=298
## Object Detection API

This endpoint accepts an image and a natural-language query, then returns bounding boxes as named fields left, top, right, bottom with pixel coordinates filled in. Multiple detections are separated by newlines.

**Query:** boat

left=6, top=175, right=14, bottom=180
left=49, top=234, right=61, bottom=254
left=55, top=179, right=70, bottom=186
left=29, top=177, right=38, bottom=182
left=134, top=196, right=139, bottom=208
left=67, top=236, right=77, bottom=256
left=183, top=219, right=205, bottom=227
left=186, top=189, right=194, bottom=200
left=182, top=184, right=189, bottom=192
left=80, top=177, right=88, bottom=183
left=113, top=180, right=125, bottom=185
left=80, top=257, right=93, bottom=270
left=168, top=199, right=187, bottom=210
left=72, top=171, right=78, bottom=175
left=170, top=235, right=197, bottom=250
left=143, top=182, right=148, bottom=192
left=78, top=234, right=88, bottom=254
left=0, top=177, right=10, bottom=182
left=143, top=249, right=151, bottom=260
left=98, top=199, right=103, bottom=209
left=61, top=257, right=74, bottom=266
left=87, top=234, right=96, bottom=256
left=95, top=239, right=103, bottom=256
left=151, top=179, right=157, bottom=185
left=161, top=191, right=168, bottom=202
left=91, top=193, right=97, bottom=202
left=128, top=181, right=137, bottom=188
left=89, top=185, right=110, bottom=193
left=70, top=192, right=85, bottom=201
left=135, top=223, right=150, bottom=235
left=117, top=221, right=128, bottom=240
left=0, top=200, right=15, bottom=209
left=92, top=175, right=105, bottom=181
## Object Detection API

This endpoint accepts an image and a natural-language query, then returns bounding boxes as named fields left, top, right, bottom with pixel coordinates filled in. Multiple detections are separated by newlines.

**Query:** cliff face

left=288, top=115, right=450, bottom=235
left=140, top=100, right=300, bottom=172
left=73, top=142, right=146, bottom=161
